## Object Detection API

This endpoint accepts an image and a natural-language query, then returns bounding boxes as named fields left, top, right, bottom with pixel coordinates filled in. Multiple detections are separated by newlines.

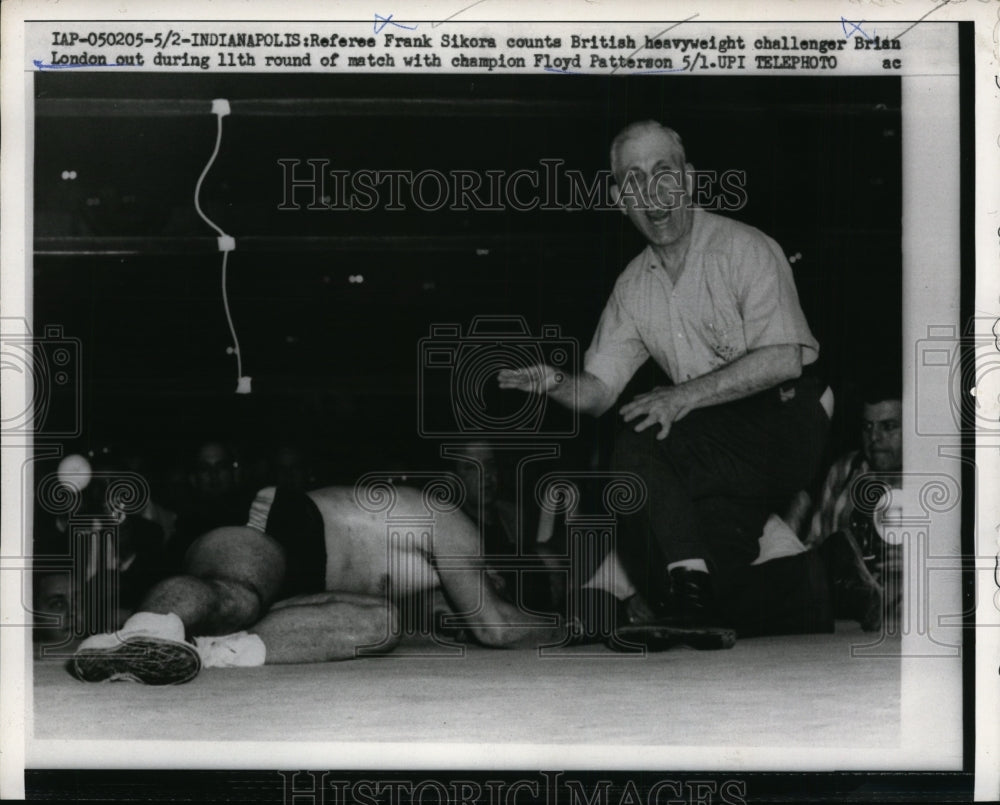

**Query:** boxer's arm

left=432, top=507, right=567, bottom=648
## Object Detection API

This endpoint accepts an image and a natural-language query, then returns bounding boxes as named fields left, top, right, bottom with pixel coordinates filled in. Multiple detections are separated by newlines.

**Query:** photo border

left=2, top=1, right=997, bottom=801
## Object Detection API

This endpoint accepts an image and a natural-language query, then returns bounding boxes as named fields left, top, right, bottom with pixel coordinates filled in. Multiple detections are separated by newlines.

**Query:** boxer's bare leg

left=71, top=526, right=287, bottom=684
left=141, top=526, right=286, bottom=636
left=139, top=576, right=264, bottom=637
left=252, top=592, right=400, bottom=663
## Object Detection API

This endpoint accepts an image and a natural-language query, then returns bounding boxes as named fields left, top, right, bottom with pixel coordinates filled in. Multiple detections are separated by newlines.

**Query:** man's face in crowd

left=273, top=445, right=308, bottom=491
left=33, top=572, right=77, bottom=645
left=192, top=442, right=237, bottom=498
left=453, top=443, right=499, bottom=512
left=862, top=399, right=903, bottom=472
left=613, top=127, right=694, bottom=250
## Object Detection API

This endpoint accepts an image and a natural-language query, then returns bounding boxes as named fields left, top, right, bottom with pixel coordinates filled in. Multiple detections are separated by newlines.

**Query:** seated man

left=71, top=483, right=568, bottom=685
left=805, top=377, right=904, bottom=631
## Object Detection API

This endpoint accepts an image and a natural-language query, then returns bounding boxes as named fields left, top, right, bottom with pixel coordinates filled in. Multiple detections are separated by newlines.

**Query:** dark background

left=33, top=72, right=902, bottom=489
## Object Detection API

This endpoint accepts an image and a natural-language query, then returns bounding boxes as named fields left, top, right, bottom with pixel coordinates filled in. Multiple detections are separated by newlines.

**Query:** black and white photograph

left=1, top=1, right=996, bottom=802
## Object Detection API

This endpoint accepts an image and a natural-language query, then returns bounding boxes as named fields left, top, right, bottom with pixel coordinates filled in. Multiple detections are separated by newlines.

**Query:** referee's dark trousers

left=610, top=371, right=830, bottom=606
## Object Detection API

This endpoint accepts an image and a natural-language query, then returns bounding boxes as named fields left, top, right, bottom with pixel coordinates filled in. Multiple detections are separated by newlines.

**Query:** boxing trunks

left=247, top=486, right=327, bottom=598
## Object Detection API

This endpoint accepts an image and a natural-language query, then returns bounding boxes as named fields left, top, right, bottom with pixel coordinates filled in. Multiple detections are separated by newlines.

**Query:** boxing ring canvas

left=33, top=627, right=899, bottom=757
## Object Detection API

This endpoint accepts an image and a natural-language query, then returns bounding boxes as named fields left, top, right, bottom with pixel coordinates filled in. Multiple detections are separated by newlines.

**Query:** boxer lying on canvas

left=71, top=484, right=566, bottom=685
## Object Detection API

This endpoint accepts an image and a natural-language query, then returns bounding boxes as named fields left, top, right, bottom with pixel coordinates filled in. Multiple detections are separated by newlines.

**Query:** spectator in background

left=805, top=376, right=903, bottom=631
left=33, top=446, right=171, bottom=648
left=267, top=441, right=315, bottom=492
left=450, top=442, right=519, bottom=558
left=449, top=442, right=570, bottom=616
left=168, top=441, right=255, bottom=570
left=117, top=444, right=178, bottom=544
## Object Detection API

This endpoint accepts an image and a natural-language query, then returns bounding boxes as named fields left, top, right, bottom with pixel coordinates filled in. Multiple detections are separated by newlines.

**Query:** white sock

left=194, top=632, right=266, bottom=668
left=667, top=558, right=709, bottom=574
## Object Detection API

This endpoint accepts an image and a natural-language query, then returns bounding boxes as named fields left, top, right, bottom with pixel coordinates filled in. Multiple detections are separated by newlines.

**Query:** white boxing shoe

left=70, top=612, right=200, bottom=685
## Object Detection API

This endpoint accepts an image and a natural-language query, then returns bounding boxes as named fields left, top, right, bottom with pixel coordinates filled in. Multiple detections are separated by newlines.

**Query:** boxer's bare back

left=303, top=485, right=561, bottom=650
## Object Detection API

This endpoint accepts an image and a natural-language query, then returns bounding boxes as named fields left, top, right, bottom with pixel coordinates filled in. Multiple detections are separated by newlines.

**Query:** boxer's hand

left=620, top=385, right=692, bottom=440
left=497, top=364, right=563, bottom=395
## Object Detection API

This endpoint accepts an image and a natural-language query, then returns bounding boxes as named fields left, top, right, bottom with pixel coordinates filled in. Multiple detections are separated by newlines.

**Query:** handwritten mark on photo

left=432, top=0, right=490, bottom=29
